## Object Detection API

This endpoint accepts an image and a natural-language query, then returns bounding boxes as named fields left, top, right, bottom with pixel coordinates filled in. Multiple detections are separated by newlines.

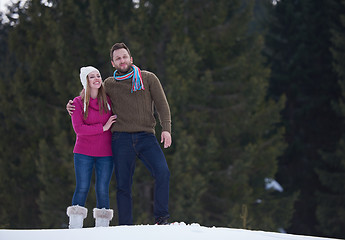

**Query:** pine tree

left=0, top=0, right=105, bottom=228
left=12, top=1, right=77, bottom=228
left=32, top=0, right=101, bottom=227
left=164, top=36, right=214, bottom=224
left=315, top=0, right=345, bottom=238
left=88, top=0, right=135, bottom=75
left=0, top=12, right=17, bottom=228
left=198, top=0, right=296, bottom=229
left=124, top=0, right=296, bottom=230
left=265, top=0, right=343, bottom=236
left=0, top=1, right=44, bottom=228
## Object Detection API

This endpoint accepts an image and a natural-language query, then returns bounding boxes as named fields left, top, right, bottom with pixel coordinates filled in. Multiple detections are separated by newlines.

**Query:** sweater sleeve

left=104, top=78, right=116, bottom=113
left=71, top=97, right=104, bottom=136
left=148, top=73, right=172, bottom=133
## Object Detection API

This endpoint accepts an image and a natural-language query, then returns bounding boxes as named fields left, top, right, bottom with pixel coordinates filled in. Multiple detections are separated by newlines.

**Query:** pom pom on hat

left=79, top=66, right=100, bottom=112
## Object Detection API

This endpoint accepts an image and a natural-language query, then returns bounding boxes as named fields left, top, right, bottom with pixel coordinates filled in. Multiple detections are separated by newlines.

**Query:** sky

left=0, top=0, right=51, bottom=22
left=0, top=0, right=19, bottom=13
left=0, top=0, right=20, bottom=22
left=0, top=223, right=341, bottom=240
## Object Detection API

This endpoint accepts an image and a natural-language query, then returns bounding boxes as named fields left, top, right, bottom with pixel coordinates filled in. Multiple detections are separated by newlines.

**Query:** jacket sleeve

left=71, top=98, right=104, bottom=136
left=148, top=73, right=171, bottom=133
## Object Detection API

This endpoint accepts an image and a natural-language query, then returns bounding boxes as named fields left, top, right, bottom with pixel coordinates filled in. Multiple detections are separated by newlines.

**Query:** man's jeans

left=112, top=132, right=170, bottom=225
left=72, top=153, right=113, bottom=209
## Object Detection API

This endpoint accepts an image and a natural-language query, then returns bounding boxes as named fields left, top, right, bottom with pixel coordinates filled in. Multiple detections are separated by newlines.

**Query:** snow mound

left=0, top=223, right=340, bottom=240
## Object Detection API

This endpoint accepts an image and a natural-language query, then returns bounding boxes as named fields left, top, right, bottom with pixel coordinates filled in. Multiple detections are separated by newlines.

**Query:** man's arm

left=147, top=72, right=172, bottom=148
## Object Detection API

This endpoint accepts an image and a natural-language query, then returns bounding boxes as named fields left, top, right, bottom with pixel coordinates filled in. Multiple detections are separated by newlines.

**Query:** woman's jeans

left=112, top=132, right=170, bottom=225
left=72, top=153, right=113, bottom=209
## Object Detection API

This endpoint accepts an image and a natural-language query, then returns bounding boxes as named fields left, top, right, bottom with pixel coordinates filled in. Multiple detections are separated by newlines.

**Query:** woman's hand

left=103, top=115, right=117, bottom=131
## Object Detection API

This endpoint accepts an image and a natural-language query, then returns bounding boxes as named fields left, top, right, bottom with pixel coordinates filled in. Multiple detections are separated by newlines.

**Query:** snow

left=265, top=178, right=284, bottom=192
left=0, top=223, right=341, bottom=240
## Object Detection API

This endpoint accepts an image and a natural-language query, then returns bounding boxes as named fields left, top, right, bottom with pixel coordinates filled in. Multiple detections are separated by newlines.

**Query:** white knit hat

left=79, top=66, right=100, bottom=112
left=79, top=66, right=110, bottom=112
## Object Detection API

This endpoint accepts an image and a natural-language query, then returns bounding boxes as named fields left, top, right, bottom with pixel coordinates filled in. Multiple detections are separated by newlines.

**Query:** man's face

left=111, top=48, right=133, bottom=73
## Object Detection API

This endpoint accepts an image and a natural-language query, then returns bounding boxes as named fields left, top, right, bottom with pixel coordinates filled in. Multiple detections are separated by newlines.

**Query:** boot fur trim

left=67, top=205, right=88, bottom=219
left=93, top=208, right=114, bottom=220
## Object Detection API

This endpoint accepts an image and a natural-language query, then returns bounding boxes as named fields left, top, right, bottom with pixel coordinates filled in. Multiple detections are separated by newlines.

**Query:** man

left=67, top=43, right=171, bottom=225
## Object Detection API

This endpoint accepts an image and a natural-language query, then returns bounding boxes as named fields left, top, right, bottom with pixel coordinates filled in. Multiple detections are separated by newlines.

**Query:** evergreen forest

left=0, top=0, right=344, bottom=239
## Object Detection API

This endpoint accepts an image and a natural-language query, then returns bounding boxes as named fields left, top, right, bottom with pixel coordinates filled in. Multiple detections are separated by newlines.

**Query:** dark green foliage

left=0, top=1, right=42, bottom=228
left=315, top=1, right=345, bottom=238
left=265, top=0, right=345, bottom=238
left=316, top=145, right=345, bottom=238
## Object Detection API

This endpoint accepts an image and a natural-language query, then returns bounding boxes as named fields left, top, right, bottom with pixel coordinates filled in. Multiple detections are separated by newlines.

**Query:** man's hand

left=66, top=100, right=75, bottom=116
left=161, top=131, right=172, bottom=148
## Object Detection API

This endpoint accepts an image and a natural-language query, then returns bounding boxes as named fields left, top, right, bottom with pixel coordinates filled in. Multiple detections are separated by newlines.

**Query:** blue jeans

left=112, top=132, right=170, bottom=225
left=72, top=153, right=113, bottom=209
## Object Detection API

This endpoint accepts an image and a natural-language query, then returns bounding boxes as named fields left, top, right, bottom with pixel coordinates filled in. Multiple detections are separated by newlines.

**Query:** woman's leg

left=72, top=153, right=94, bottom=206
left=94, top=156, right=114, bottom=209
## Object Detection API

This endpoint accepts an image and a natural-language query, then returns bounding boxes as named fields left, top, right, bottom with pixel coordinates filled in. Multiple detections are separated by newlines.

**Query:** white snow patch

left=0, top=223, right=340, bottom=240
left=265, top=177, right=284, bottom=192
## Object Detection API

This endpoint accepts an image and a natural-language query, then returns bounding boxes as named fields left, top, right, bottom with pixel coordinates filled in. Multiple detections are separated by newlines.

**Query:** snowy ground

left=0, top=223, right=342, bottom=240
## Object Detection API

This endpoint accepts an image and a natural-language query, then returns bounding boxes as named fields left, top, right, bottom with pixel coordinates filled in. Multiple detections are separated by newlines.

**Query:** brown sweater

left=104, top=70, right=171, bottom=134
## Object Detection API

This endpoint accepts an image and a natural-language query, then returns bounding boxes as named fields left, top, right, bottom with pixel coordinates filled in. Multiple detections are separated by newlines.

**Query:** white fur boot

left=93, top=208, right=114, bottom=227
left=66, top=205, right=88, bottom=229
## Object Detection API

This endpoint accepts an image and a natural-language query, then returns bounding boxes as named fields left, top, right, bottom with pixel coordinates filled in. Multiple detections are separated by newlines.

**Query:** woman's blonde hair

left=80, top=76, right=109, bottom=120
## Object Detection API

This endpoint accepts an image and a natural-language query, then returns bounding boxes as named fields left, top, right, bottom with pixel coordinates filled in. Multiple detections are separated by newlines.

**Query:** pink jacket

left=71, top=96, right=113, bottom=157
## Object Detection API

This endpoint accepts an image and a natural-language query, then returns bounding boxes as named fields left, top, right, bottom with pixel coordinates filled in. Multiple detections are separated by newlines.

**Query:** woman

left=66, top=66, right=116, bottom=229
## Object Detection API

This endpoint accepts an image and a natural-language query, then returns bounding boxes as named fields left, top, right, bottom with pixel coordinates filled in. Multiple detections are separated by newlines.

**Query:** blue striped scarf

left=113, top=65, right=145, bottom=92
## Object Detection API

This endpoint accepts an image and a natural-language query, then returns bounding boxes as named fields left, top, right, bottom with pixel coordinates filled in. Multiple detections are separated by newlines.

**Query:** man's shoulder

left=104, top=76, right=116, bottom=86
left=104, top=76, right=115, bottom=83
left=141, top=70, right=159, bottom=82
left=141, top=70, right=154, bottom=76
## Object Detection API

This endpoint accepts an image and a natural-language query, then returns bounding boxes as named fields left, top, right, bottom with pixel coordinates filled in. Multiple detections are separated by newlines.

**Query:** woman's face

left=87, top=71, right=102, bottom=89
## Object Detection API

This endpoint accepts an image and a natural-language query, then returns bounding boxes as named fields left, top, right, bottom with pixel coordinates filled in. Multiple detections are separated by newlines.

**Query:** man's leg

left=112, top=132, right=136, bottom=225
left=135, top=132, right=170, bottom=222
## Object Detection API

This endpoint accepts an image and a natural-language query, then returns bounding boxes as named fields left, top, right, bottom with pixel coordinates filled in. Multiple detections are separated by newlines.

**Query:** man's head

left=110, top=42, right=133, bottom=73
left=110, top=42, right=131, bottom=60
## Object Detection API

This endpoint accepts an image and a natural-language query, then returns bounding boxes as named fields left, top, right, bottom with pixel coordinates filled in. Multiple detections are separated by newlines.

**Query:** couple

left=66, top=43, right=172, bottom=228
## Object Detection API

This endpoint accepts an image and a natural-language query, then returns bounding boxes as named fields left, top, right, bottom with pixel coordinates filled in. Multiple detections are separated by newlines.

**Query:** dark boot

left=155, top=215, right=169, bottom=225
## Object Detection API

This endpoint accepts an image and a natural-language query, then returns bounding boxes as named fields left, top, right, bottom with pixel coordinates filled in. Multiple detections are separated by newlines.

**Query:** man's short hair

left=110, top=42, right=131, bottom=61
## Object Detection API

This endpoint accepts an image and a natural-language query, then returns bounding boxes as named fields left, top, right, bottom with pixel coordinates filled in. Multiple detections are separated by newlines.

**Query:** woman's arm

left=71, top=98, right=104, bottom=136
